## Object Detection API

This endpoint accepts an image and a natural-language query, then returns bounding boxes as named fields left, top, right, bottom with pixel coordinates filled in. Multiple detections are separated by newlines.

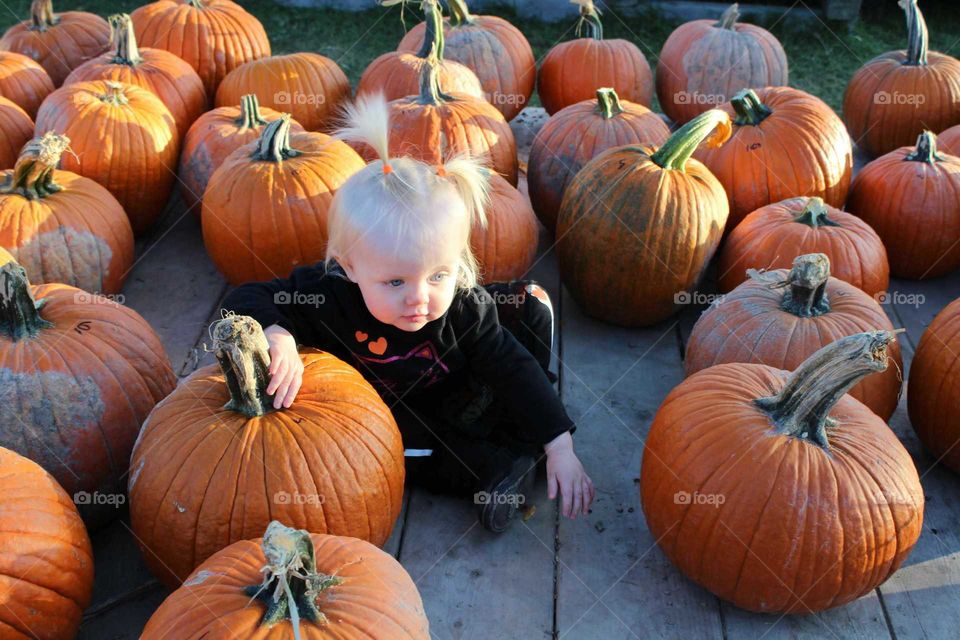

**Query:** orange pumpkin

left=843, top=0, right=960, bottom=157
left=556, top=109, right=731, bottom=327
left=694, top=87, right=852, bottom=231
left=0, top=95, right=33, bottom=170
left=939, top=123, right=960, bottom=155
left=847, top=131, right=960, bottom=279
left=0, top=447, right=94, bottom=639
left=0, top=0, right=111, bottom=86
left=472, top=172, right=538, bottom=282
left=527, top=87, right=669, bottom=232
left=537, top=0, right=652, bottom=115
left=656, top=3, right=788, bottom=124
left=64, top=13, right=206, bottom=140
left=396, top=0, right=535, bottom=121
left=131, top=0, right=271, bottom=97
left=129, top=315, right=406, bottom=587
left=642, top=331, right=923, bottom=613
left=0, top=133, right=133, bottom=294
left=0, top=50, right=54, bottom=118
left=686, top=253, right=903, bottom=420
left=202, top=115, right=364, bottom=284
left=718, top=196, right=889, bottom=296
left=178, top=93, right=305, bottom=213
left=35, top=80, right=179, bottom=235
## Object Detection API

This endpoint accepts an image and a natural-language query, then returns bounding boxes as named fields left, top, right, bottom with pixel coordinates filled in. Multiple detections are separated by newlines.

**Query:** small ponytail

left=334, top=92, right=394, bottom=174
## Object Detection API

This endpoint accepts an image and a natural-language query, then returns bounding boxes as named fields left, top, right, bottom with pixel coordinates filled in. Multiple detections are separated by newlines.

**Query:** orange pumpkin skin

left=34, top=80, right=179, bottom=236
left=0, top=247, right=12, bottom=264
left=215, top=52, right=351, bottom=132
left=846, top=132, right=960, bottom=279
left=0, top=95, right=33, bottom=170
left=908, top=297, right=960, bottom=472
left=528, top=88, right=669, bottom=232
left=0, top=0, right=111, bottom=87
left=130, top=0, right=270, bottom=97
left=0, top=447, right=94, bottom=639
left=357, top=51, right=482, bottom=105
left=472, top=172, right=538, bottom=282
left=940, top=123, right=960, bottom=155
left=656, top=4, right=788, bottom=124
left=694, top=87, right=852, bottom=232
left=0, top=51, right=54, bottom=118
left=718, top=196, right=889, bottom=296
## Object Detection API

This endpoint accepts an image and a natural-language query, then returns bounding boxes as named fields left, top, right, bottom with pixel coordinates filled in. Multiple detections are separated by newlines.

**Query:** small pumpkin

left=0, top=447, right=94, bottom=639
left=642, top=331, right=923, bottom=613
left=937, top=122, right=960, bottom=155
left=527, top=87, right=669, bottom=232
left=537, top=0, right=652, bottom=115
left=129, top=315, right=406, bottom=587
left=556, top=109, right=731, bottom=327
left=843, top=0, right=960, bottom=157
left=472, top=172, right=538, bottom=282
left=0, top=50, right=54, bottom=118
left=0, top=95, right=33, bottom=170
left=847, top=130, right=960, bottom=279
left=718, top=196, right=889, bottom=296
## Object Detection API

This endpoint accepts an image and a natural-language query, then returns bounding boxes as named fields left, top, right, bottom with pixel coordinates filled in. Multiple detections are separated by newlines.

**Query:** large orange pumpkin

left=0, top=95, right=33, bottom=170
left=0, top=133, right=133, bottom=294
left=718, top=196, right=889, bottom=296
left=0, top=50, right=53, bottom=118
left=129, top=315, right=406, bottom=587
left=34, top=79, right=179, bottom=235
left=396, top=0, right=535, bottom=121
left=472, top=171, right=538, bottom=282
left=939, top=123, right=960, bottom=154
left=0, top=260, right=175, bottom=526
left=694, top=87, right=852, bottom=231
left=537, top=0, right=652, bottom=116
left=642, top=331, right=923, bottom=613
left=527, top=87, right=669, bottom=232
left=0, top=0, right=111, bottom=86
left=656, top=3, right=788, bottom=124
left=179, top=93, right=305, bottom=213
left=843, top=0, right=960, bottom=157
left=847, top=130, right=960, bottom=279
left=685, top=253, right=903, bottom=420
left=131, top=0, right=271, bottom=97
left=64, top=13, right=206, bottom=140
left=556, top=109, right=731, bottom=327
left=0, top=447, right=94, bottom=639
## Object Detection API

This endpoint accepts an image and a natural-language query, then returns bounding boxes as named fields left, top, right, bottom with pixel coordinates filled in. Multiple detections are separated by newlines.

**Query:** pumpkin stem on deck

left=0, top=262, right=53, bottom=341
left=650, top=109, right=732, bottom=172
left=108, top=14, right=143, bottom=66
left=448, top=0, right=474, bottom=26
left=253, top=115, right=300, bottom=162
left=778, top=253, right=831, bottom=317
left=237, top=94, right=269, bottom=130
left=417, top=54, right=454, bottom=105
left=793, top=197, right=840, bottom=228
left=595, top=88, right=624, bottom=119
left=209, top=315, right=276, bottom=417
left=901, top=0, right=928, bottom=66
left=904, top=131, right=941, bottom=163
left=573, top=0, right=603, bottom=40
left=415, top=0, right=446, bottom=60
left=731, top=88, right=772, bottom=125
left=29, top=0, right=57, bottom=30
left=716, top=3, right=739, bottom=29
left=0, top=132, right=69, bottom=200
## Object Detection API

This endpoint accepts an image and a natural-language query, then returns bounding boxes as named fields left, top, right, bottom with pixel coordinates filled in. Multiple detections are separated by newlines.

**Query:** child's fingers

left=571, top=482, right=583, bottom=518
left=267, top=358, right=288, bottom=395
left=561, top=479, right=573, bottom=518
left=547, top=472, right=558, bottom=500
left=282, top=373, right=302, bottom=408
left=581, top=478, right=592, bottom=514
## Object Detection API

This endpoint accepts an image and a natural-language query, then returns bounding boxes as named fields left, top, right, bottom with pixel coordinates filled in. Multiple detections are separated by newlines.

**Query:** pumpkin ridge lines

left=0, top=548, right=89, bottom=606
left=202, top=414, right=257, bottom=566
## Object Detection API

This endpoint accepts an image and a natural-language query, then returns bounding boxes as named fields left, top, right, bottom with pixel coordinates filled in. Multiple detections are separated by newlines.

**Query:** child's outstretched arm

left=545, top=431, right=595, bottom=518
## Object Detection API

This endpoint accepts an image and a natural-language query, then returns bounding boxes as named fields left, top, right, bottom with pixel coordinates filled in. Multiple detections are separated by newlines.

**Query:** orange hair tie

left=436, top=164, right=447, bottom=177
left=382, top=163, right=393, bottom=175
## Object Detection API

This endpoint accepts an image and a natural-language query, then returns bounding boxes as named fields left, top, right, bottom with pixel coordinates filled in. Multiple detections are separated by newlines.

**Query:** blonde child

left=222, top=95, right=593, bottom=532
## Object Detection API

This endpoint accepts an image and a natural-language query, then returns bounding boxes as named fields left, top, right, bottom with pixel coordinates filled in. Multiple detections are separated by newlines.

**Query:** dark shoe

left=477, top=455, right=537, bottom=533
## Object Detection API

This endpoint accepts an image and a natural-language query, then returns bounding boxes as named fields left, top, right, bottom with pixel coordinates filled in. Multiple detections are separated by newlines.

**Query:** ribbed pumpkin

left=642, top=331, right=923, bottom=613
left=179, top=94, right=305, bottom=213
left=358, top=0, right=482, bottom=105
left=694, top=87, right=852, bottom=231
left=215, top=52, right=350, bottom=133
left=0, top=50, right=53, bottom=118
left=0, top=133, right=133, bottom=294
left=847, top=131, right=960, bottom=279
left=142, top=521, right=429, bottom=639
left=656, top=3, right=788, bottom=125
left=130, top=0, right=271, bottom=97
left=129, top=315, right=406, bottom=587
left=396, top=0, right=535, bottom=121
left=203, top=115, right=364, bottom=284
left=909, top=297, right=960, bottom=472
left=0, top=0, right=111, bottom=86
left=0, top=447, right=94, bottom=639
left=687, top=253, right=903, bottom=420
left=0, top=260, right=175, bottom=526
left=34, top=80, right=179, bottom=235
left=843, top=0, right=960, bottom=157
left=0, top=95, right=33, bottom=170
left=64, top=13, right=206, bottom=140
left=719, top=196, right=889, bottom=296
left=528, top=87, right=669, bottom=232
left=537, top=0, right=652, bottom=116
left=557, top=109, right=731, bottom=327
left=939, top=123, right=960, bottom=154
left=472, top=172, right=538, bottom=282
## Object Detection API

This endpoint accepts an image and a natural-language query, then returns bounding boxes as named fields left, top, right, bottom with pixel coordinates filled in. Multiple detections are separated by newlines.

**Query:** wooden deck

left=80, top=109, right=960, bottom=639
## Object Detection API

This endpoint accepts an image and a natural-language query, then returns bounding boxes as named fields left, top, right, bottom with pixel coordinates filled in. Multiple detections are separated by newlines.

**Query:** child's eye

left=386, top=279, right=404, bottom=287
left=430, top=272, right=448, bottom=282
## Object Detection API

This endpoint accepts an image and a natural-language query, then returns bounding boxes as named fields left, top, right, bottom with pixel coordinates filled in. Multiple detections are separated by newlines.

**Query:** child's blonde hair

left=326, top=93, right=491, bottom=289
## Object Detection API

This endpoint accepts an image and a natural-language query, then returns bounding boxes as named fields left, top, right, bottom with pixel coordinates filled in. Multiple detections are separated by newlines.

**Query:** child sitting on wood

left=222, top=95, right=593, bottom=533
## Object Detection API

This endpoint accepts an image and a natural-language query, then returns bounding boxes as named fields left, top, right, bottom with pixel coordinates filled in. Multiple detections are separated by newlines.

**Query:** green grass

left=3, top=0, right=960, bottom=116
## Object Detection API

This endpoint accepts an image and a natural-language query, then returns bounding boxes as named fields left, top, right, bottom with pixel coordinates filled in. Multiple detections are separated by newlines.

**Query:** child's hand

left=544, top=431, right=595, bottom=519
left=264, top=324, right=303, bottom=409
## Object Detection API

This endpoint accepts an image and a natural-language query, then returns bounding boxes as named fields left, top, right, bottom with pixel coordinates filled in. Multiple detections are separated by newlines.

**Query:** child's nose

left=406, top=283, right=429, bottom=306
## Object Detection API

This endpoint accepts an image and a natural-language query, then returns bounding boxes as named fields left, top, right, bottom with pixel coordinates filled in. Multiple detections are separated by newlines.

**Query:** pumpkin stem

left=595, top=87, right=624, bottom=119
left=447, top=0, right=475, bottom=26
left=417, top=54, right=454, bottom=106
left=731, top=88, right=772, bottom=125
left=754, top=331, right=899, bottom=449
left=779, top=253, right=831, bottom=317
left=0, top=132, right=70, bottom=200
left=108, top=14, right=143, bottom=66
left=573, top=0, right=603, bottom=40
left=29, top=0, right=57, bottom=30
left=209, top=314, right=276, bottom=417
left=187, top=0, right=205, bottom=8
left=904, top=130, right=941, bottom=163
left=99, top=81, right=130, bottom=106
left=237, top=94, right=269, bottom=130
left=415, top=0, right=446, bottom=61
left=650, top=109, right=732, bottom=172
left=716, top=3, right=739, bottom=29
left=901, top=0, right=928, bottom=66
left=793, top=197, right=840, bottom=228
left=0, top=262, right=53, bottom=341
left=244, top=521, right=343, bottom=634
left=252, top=115, right=300, bottom=163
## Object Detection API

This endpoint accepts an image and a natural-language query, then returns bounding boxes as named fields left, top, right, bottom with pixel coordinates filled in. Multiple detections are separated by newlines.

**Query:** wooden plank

left=78, top=584, right=168, bottom=640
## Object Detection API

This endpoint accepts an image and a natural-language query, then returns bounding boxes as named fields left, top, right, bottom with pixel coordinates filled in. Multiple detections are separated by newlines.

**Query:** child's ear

left=338, top=257, right=356, bottom=282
